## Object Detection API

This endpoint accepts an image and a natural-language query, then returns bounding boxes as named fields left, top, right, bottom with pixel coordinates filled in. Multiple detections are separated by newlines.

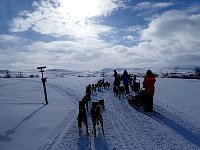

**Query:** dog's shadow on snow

left=94, top=133, right=109, bottom=150
left=77, top=135, right=90, bottom=150
left=77, top=132, right=109, bottom=150
left=0, top=105, right=44, bottom=142
left=77, top=134, right=109, bottom=150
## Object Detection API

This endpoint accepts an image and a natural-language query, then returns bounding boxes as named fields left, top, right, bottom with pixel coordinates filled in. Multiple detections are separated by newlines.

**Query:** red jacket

left=143, top=74, right=156, bottom=95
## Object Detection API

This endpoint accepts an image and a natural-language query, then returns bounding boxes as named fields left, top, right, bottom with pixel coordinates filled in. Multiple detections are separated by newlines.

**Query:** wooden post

left=37, top=66, right=48, bottom=105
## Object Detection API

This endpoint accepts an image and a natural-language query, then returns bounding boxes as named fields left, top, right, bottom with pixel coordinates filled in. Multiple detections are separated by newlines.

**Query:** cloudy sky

left=0, top=0, right=200, bottom=71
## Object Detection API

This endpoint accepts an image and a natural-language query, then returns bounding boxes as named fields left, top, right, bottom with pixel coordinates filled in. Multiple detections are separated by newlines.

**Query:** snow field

left=0, top=76, right=200, bottom=150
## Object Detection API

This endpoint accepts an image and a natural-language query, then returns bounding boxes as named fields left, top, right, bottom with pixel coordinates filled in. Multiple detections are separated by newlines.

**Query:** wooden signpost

left=37, top=66, right=48, bottom=105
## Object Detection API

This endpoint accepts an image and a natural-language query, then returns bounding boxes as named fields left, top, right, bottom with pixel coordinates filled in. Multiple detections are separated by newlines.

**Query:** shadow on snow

left=0, top=105, right=44, bottom=142
left=152, top=110, right=200, bottom=147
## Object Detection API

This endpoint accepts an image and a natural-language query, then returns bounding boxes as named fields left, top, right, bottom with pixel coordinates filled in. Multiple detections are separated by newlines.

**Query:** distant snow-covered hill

left=101, top=67, right=146, bottom=74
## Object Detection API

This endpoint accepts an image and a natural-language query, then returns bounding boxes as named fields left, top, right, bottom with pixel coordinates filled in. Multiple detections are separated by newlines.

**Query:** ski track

left=47, top=82, right=81, bottom=107
left=21, top=79, right=91, bottom=149
left=104, top=91, right=166, bottom=150
left=37, top=81, right=200, bottom=150
left=93, top=89, right=199, bottom=150
left=37, top=82, right=81, bottom=150
left=38, top=109, right=77, bottom=150
left=109, top=92, right=200, bottom=150
left=104, top=92, right=144, bottom=150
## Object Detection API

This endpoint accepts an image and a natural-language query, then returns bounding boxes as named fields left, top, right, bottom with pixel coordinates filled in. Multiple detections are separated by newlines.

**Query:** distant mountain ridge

left=0, top=70, right=7, bottom=74
left=101, top=67, right=146, bottom=73
left=0, top=66, right=195, bottom=77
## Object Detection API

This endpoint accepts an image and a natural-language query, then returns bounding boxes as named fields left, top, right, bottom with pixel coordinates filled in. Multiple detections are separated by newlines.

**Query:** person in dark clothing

left=114, top=69, right=118, bottom=81
left=113, top=69, right=120, bottom=88
left=86, top=84, right=91, bottom=95
left=133, top=75, right=136, bottom=83
left=114, top=76, right=120, bottom=87
left=132, top=75, right=140, bottom=92
left=143, top=70, right=156, bottom=112
left=121, top=70, right=130, bottom=94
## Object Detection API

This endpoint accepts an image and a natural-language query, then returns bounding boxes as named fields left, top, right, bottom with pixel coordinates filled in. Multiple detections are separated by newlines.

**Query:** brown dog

left=113, top=85, right=120, bottom=98
left=91, top=101, right=104, bottom=137
left=119, top=85, right=125, bottom=98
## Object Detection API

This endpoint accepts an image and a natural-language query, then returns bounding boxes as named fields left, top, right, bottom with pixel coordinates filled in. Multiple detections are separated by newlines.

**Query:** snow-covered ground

left=0, top=76, right=200, bottom=150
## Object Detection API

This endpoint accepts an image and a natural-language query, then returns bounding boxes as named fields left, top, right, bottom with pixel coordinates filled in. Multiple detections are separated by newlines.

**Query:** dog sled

left=127, top=88, right=161, bottom=117
left=127, top=88, right=151, bottom=112
left=126, top=88, right=146, bottom=109
left=127, top=91, right=152, bottom=117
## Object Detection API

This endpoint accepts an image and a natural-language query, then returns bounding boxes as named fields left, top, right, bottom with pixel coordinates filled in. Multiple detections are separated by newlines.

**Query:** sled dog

left=78, top=101, right=89, bottom=135
left=91, top=101, right=104, bottom=137
left=119, top=85, right=125, bottom=98
left=113, top=85, right=120, bottom=98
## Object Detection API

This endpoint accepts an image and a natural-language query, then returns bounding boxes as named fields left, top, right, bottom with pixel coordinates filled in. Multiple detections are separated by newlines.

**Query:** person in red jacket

left=143, top=70, right=156, bottom=112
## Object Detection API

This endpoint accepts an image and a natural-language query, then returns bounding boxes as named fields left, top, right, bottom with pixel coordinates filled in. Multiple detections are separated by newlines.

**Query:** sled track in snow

left=104, top=90, right=193, bottom=150
left=38, top=109, right=78, bottom=150
left=47, top=83, right=81, bottom=106
left=36, top=82, right=83, bottom=150
left=25, top=79, right=93, bottom=150
left=34, top=80, right=200, bottom=150
left=104, top=92, right=144, bottom=150
left=109, top=96, right=169, bottom=149
left=106, top=90, right=200, bottom=149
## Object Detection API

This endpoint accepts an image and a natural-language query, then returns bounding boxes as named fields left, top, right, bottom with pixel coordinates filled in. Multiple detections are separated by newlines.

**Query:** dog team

left=114, top=69, right=156, bottom=112
left=78, top=79, right=108, bottom=137
left=78, top=69, right=156, bottom=137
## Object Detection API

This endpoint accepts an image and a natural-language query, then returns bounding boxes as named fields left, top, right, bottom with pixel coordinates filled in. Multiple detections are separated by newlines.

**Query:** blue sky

left=0, top=0, right=200, bottom=71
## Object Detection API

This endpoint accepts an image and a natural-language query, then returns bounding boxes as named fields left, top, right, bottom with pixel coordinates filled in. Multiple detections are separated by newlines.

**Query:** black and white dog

left=113, top=85, right=125, bottom=98
left=119, top=85, right=125, bottom=98
left=91, top=101, right=104, bottom=137
left=78, top=101, right=89, bottom=135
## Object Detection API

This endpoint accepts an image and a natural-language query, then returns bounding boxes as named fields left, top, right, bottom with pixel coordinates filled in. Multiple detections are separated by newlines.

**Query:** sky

left=0, top=0, right=200, bottom=71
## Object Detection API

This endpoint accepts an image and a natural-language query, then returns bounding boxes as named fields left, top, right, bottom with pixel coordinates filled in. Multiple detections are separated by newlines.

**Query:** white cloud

left=85, top=9, right=200, bottom=70
left=2, top=1, right=200, bottom=71
left=0, top=34, right=31, bottom=45
left=133, top=2, right=174, bottom=19
left=0, top=34, right=117, bottom=70
left=122, top=35, right=135, bottom=41
left=6, top=0, right=128, bottom=70
left=0, top=34, right=18, bottom=42
left=9, top=0, right=124, bottom=38
left=134, top=2, right=174, bottom=10
left=141, top=10, right=200, bottom=46
left=136, top=10, right=200, bottom=68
